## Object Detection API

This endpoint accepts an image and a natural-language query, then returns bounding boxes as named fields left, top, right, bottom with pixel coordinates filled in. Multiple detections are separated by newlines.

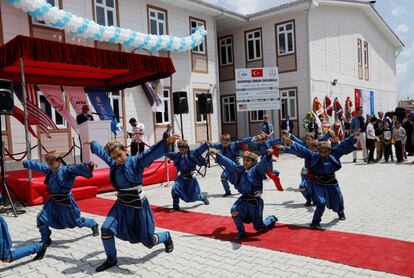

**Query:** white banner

left=362, top=90, right=371, bottom=117
left=237, top=101, right=281, bottom=112
left=236, top=90, right=279, bottom=100
left=235, top=67, right=279, bottom=89
left=63, top=86, right=89, bottom=115
left=38, top=85, right=79, bottom=133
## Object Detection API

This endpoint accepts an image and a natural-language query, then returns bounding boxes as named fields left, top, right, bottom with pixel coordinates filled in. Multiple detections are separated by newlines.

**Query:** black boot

left=33, top=245, right=47, bottom=261
left=96, top=260, right=117, bottom=272
left=304, top=200, right=312, bottom=206
left=338, top=212, right=346, bottom=220
left=203, top=198, right=210, bottom=205
left=164, top=232, right=174, bottom=253
left=234, top=234, right=245, bottom=241
left=310, top=222, right=322, bottom=230
left=222, top=192, right=231, bottom=197
left=92, top=224, right=99, bottom=236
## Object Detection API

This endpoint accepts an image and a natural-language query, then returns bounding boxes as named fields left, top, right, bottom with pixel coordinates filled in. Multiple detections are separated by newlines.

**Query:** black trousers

left=395, top=141, right=404, bottom=162
left=131, top=142, right=145, bottom=156
left=384, top=142, right=393, bottom=161
left=366, top=138, right=376, bottom=162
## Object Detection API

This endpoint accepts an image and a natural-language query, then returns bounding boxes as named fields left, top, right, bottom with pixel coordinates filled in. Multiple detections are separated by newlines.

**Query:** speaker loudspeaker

left=198, top=93, right=213, bottom=114
left=0, top=79, right=14, bottom=115
left=173, top=91, right=189, bottom=114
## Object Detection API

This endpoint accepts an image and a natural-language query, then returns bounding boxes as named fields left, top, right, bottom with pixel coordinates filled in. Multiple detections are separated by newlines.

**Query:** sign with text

left=235, top=67, right=279, bottom=89
left=236, top=89, right=280, bottom=112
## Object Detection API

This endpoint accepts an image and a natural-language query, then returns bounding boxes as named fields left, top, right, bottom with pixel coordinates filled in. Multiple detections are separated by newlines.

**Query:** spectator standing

left=163, top=124, right=174, bottom=151
left=366, top=116, right=376, bottom=163
left=374, top=120, right=384, bottom=161
left=350, top=107, right=368, bottom=163
left=403, top=115, right=413, bottom=156
left=383, top=121, right=393, bottom=163
left=259, top=114, right=274, bottom=138
left=128, top=118, right=146, bottom=156
left=393, top=121, right=407, bottom=163
left=76, top=105, right=94, bottom=125
left=280, top=115, right=294, bottom=134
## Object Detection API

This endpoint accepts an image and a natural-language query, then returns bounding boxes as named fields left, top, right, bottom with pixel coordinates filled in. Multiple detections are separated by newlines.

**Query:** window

left=357, top=38, right=363, bottom=80
left=32, top=0, right=60, bottom=26
left=148, top=7, right=166, bottom=36
left=222, top=96, right=236, bottom=123
left=219, top=37, right=233, bottom=66
left=364, top=41, right=369, bottom=81
left=250, top=110, right=265, bottom=122
left=191, top=19, right=206, bottom=54
left=1, top=115, right=7, bottom=131
left=195, top=93, right=207, bottom=123
left=155, top=89, right=170, bottom=125
left=246, top=29, right=262, bottom=61
left=280, top=89, right=297, bottom=120
left=39, top=93, right=66, bottom=128
left=95, top=0, right=116, bottom=26
left=108, top=92, right=122, bottom=124
left=277, top=21, right=295, bottom=55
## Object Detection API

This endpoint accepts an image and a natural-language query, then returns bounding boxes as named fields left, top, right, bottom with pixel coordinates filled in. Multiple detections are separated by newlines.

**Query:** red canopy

left=0, top=35, right=175, bottom=90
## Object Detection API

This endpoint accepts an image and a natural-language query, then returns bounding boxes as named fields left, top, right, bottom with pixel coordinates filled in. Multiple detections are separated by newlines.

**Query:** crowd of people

left=1, top=105, right=411, bottom=272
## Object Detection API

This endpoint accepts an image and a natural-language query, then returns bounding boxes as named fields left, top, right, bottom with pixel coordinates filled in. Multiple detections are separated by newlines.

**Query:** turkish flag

left=251, top=69, right=263, bottom=77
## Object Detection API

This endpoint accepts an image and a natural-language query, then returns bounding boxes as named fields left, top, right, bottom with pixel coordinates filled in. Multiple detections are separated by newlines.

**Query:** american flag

left=13, top=83, right=58, bottom=136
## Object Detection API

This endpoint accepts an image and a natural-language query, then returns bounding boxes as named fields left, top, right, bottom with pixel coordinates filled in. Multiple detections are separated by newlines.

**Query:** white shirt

left=366, top=123, right=376, bottom=139
left=131, top=123, right=145, bottom=143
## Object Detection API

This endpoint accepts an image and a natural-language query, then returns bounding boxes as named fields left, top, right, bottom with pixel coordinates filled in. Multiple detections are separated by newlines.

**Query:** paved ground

left=0, top=150, right=413, bottom=277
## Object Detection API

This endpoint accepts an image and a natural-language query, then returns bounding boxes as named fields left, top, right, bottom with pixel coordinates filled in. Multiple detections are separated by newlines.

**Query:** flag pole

left=20, top=57, right=32, bottom=181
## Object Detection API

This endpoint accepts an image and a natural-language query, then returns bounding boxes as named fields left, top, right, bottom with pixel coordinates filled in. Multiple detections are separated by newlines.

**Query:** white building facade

left=0, top=0, right=223, bottom=163
left=216, top=0, right=403, bottom=138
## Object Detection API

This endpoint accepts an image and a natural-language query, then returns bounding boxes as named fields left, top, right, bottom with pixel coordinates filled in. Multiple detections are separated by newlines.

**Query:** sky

left=204, top=0, right=414, bottom=100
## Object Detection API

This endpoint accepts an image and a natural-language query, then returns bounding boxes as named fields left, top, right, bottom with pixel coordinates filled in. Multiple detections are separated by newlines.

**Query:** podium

left=78, top=120, right=112, bottom=169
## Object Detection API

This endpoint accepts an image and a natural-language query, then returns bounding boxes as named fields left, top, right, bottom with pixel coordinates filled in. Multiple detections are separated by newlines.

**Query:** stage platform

left=2, top=160, right=176, bottom=206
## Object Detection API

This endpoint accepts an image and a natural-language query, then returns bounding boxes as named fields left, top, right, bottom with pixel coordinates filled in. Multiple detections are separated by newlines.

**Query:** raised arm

left=255, top=153, right=273, bottom=177
left=216, top=153, right=238, bottom=173
left=267, top=137, right=282, bottom=146
left=235, top=137, right=252, bottom=148
left=210, top=142, right=223, bottom=150
left=290, top=134, right=306, bottom=146
left=136, top=139, right=169, bottom=168
left=331, top=136, right=357, bottom=158
left=66, top=162, right=95, bottom=179
left=165, top=151, right=180, bottom=162
left=23, top=160, right=50, bottom=175
left=90, top=141, right=114, bottom=167
left=285, top=142, right=314, bottom=160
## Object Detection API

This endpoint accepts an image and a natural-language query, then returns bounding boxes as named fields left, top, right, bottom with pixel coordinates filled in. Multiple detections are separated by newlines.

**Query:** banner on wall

left=64, top=86, right=89, bottom=115
left=85, top=88, right=120, bottom=134
left=38, top=84, right=79, bottom=133
left=355, top=88, right=375, bottom=116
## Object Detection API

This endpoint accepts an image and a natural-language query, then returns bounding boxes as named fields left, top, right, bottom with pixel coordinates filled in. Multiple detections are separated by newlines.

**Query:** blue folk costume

left=210, top=137, right=252, bottom=196
left=290, top=133, right=331, bottom=205
left=90, top=140, right=173, bottom=268
left=250, top=137, right=282, bottom=176
left=167, top=143, right=209, bottom=210
left=215, top=153, right=278, bottom=239
left=23, top=160, right=98, bottom=245
left=0, top=216, right=45, bottom=262
left=285, top=136, right=357, bottom=227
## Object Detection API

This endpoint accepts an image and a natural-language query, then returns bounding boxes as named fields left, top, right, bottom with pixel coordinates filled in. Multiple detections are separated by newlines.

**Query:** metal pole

left=180, top=113, right=184, bottom=139
left=20, top=57, right=32, bottom=181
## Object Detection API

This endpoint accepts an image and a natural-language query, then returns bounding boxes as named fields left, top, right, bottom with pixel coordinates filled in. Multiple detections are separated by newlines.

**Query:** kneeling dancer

left=87, top=135, right=178, bottom=272
left=210, top=149, right=277, bottom=240
left=0, top=216, right=46, bottom=263
left=23, top=153, right=99, bottom=247
left=284, top=134, right=358, bottom=229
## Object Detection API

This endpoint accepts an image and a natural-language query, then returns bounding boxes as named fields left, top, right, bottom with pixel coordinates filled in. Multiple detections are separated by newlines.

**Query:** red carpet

left=4, top=161, right=176, bottom=205
left=78, top=197, right=414, bottom=277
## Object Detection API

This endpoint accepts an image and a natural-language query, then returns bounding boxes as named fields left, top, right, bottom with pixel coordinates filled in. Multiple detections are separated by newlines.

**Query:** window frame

left=95, top=0, right=117, bottom=27
left=250, top=110, right=266, bottom=123
left=190, top=17, right=207, bottom=55
left=147, top=5, right=168, bottom=36
left=357, top=38, right=363, bottom=80
left=245, top=28, right=262, bottom=62
left=364, top=40, right=369, bottom=81
left=276, top=21, right=295, bottom=56
left=280, top=88, right=297, bottom=121
left=219, top=36, right=233, bottom=66
left=32, top=0, right=61, bottom=26
left=155, top=88, right=171, bottom=125
left=38, top=91, right=67, bottom=128
left=221, top=95, right=236, bottom=124
left=108, top=91, right=123, bottom=124
left=1, top=115, right=7, bottom=132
